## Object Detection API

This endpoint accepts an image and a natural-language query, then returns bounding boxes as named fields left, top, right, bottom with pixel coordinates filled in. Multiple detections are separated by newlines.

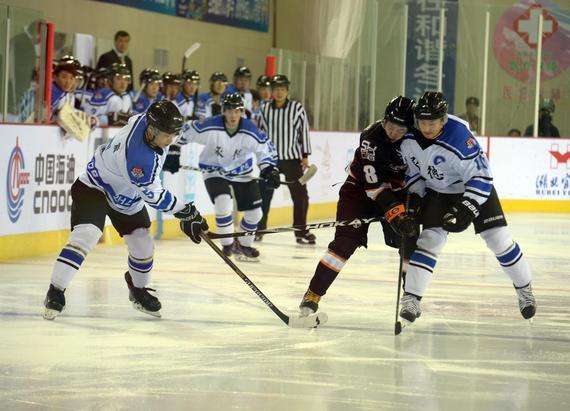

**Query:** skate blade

left=43, top=308, right=62, bottom=320
left=288, top=312, right=328, bottom=328
left=132, top=303, right=161, bottom=318
left=235, top=255, right=260, bottom=263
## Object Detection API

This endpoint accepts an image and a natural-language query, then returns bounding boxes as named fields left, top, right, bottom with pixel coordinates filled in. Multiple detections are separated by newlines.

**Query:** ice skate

left=222, top=244, right=233, bottom=257
left=299, top=288, right=321, bottom=317
left=124, top=272, right=162, bottom=318
left=233, top=241, right=260, bottom=262
left=254, top=233, right=264, bottom=242
left=296, top=232, right=316, bottom=246
left=43, top=284, right=66, bottom=320
left=399, top=293, right=421, bottom=323
left=515, top=282, right=536, bottom=320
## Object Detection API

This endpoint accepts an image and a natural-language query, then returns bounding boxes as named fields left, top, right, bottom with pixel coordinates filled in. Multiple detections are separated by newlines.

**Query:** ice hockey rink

left=0, top=213, right=568, bottom=410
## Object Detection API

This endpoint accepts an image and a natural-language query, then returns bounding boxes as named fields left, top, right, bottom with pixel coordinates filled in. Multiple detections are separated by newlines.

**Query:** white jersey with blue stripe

left=78, top=113, right=186, bottom=215
left=85, top=88, right=132, bottom=126
left=178, top=115, right=278, bottom=182
left=400, top=114, right=493, bottom=206
left=175, top=92, right=197, bottom=120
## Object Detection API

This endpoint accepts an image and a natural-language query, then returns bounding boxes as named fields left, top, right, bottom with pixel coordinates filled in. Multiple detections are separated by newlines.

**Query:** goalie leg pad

left=124, top=228, right=154, bottom=288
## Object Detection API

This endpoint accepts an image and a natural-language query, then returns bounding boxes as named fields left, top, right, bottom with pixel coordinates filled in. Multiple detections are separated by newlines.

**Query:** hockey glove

left=174, top=202, right=209, bottom=244
left=407, top=193, right=424, bottom=220
left=442, top=197, right=480, bottom=233
left=384, top=203, right=419, bottom=238
left=260, top=166, right=281, bottom=189
left=163, top=145, right=181, bottom=173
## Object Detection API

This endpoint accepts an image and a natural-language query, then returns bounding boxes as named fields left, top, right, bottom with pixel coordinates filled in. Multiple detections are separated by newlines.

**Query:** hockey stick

left=181, top=164, right=317, bottom=186
left=394, top=236, right=405, bottom=335
left=181, top=42, right=201, bottom=71
left=132, top=81, right=146, bottom=106
left=199, top=232, right=328, bottom=328
left=207, top=216, right=382, bottom=240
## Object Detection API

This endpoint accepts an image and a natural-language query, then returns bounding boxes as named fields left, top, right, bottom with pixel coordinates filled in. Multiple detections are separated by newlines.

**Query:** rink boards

left=1, top=124, right=568, bottom=260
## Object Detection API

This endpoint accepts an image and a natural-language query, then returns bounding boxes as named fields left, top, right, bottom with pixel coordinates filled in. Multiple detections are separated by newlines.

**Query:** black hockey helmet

left=222, top=92, right=245, bottom=111
left=256, top=75, right=271, bottom=87
left=162, top=71, right=181, bottom=85
left=54, top=55, right=81, bottom=76
left=414, top=91, right=448, bottom=120
left=384, top=96, right=415, bottom=128
left=209, top=71, right=228, bottom=83
left=234, top=66, right=252, bottom=79
left=181, top=69, right=200, bottom=83
left=146, top=100, right=184, bottom=134
left=109, top=62, right=131, bottom=79
left=139, top=68, right=161, bottom=86
left=270, top=74, right=290, bottom=88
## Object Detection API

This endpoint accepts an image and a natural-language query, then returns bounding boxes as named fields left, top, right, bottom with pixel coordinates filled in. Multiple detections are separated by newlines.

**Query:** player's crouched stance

left=43, top=101, right=208, bottom=320
left=398, top=91, right=536, bottom=324
left=299, top=96, right=419, bottom=316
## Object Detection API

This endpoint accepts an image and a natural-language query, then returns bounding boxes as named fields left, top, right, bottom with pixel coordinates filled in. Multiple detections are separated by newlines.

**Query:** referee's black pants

left=258, top=159, right=310, bottom=237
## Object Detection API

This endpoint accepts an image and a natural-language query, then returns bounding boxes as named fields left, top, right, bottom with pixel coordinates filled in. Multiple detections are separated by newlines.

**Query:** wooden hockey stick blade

left=184, top=42, right=201, bottom=58
left=297, top=164, right=317, bottom=185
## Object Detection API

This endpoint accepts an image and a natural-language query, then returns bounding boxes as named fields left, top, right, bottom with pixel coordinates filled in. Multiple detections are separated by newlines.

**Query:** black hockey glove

left=407, top=193, right=424, bottom=220
left=442, top=197, right=480, bottom=233
left=260, top=166, right=281, bottom=189
left=174, top=202, right=209, bottom=244
left=163, top=145, right=181, bottom=173
left=385, top=203, right=419, bottom=238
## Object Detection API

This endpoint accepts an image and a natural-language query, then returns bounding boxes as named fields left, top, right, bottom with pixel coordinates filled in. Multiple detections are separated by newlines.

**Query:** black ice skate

left=43, top=284, right=66, bottom=320
left=299, top=288, right=321, bottom=317
left=124, top=272, right=162, bottom=318
left=296, top=232, right=316, bottom=245
left=222, top=244, right=233, bottom=257
left=515, top=282, right=536, bottom=320
left=399, top=293, right=422, bottom=323
left=232, top=241, right=260, bottom=262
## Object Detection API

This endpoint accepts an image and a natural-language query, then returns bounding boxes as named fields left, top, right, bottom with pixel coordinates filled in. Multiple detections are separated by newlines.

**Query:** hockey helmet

left=139, top=68, right=161, bottom=86
left=234, top=66, right=252, bottom=79
left=161, top=71, right=181, bottom=85
left=414, top=91, right=448, bottom=120
left=256, top=75, right=271, bottom=87
left=222, top=92, right=245, bottom=111
left=147, top=100, right=184, bottom=134
left=270, top=74, right=290, bottom=88
left=181, top=69, right=200, bottom=83
left=384, top=96, right=415, bottom=128
left=54, top=55, right=81, bottom=76
left=209, top=71, right=228, bottom=84
left=109, top=63, right=131, bottom=79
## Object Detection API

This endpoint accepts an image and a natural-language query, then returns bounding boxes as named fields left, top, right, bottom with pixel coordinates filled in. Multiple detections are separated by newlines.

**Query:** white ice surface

left=1, top=213, right=569, bottom=410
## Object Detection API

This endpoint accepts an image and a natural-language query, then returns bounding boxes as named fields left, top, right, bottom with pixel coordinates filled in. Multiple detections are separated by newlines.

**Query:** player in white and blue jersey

left=179, top=92, right=280, bottom=262
left=176, top=69, right=200, bottom=120
left=398, top=91, right=536, bottom=324
left=50, top=55, right=81, bottom=122
left=85, top=63, right=133, bottom=126
left=43, top=101, right=208, bottom=321
left=195, top=71, right=228, bottom=120
left=226, top=66, right=253, bottom=115
left=132, top=68, right=163, bottom=114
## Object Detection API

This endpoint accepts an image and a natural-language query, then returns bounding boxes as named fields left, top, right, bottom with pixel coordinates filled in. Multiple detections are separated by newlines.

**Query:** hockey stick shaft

left=207, top=216, right=382, bottom=240
left=182, top=42, right=201, bottom=71
left=199, top=232, right=289, bottom=325
left=181, top=164, right=316, bottom=186
left=395, top=193, right=411, bottom=335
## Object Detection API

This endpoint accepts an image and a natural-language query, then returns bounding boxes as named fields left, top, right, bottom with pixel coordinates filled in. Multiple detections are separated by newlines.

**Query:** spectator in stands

left=459, top=96, right=480, bottom=135
left=508, top=128, right=521, bottom=137
left=524, top=99, right=560, bottom=138
left=96, top=30, right=134, bottom=92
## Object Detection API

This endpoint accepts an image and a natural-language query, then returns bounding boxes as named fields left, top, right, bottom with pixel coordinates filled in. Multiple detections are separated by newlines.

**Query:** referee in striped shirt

left=258, top=74, right=315, bottom=245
